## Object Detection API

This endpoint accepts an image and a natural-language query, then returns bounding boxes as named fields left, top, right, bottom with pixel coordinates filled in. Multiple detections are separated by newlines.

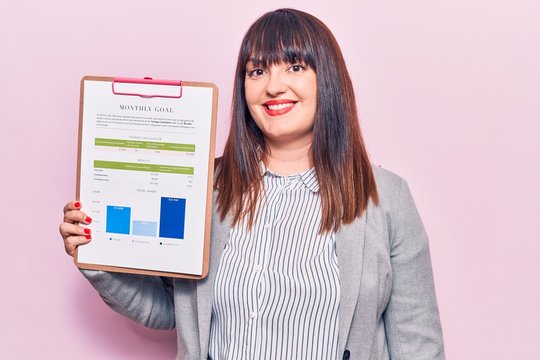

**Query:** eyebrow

left=246, top=57, right=308, bottom=67
left=246, top=58, right=267, bottom=66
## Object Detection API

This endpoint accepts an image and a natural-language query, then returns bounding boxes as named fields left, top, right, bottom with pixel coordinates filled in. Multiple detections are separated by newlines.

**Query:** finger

left=63, top=200, right=82, bottom=214
left=64, top=235, right=92, bottom=257
left=59, top=222, right=92, bottom=239
left=63, top=210, right=92, bottom=225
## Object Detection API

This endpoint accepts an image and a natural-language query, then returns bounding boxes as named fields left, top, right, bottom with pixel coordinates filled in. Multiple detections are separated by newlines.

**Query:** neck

left=264, top=140, right=313, bottom=176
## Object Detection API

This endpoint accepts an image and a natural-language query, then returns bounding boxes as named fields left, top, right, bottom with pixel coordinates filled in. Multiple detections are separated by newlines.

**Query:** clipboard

left=75, top=76, right=218, bottom=279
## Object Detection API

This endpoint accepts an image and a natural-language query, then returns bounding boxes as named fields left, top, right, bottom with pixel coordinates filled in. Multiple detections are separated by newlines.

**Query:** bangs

left=241, top=10, right=317, bottom=69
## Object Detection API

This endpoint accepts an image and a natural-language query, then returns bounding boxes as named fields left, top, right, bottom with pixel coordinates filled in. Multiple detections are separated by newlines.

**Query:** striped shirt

left=209, top=167, right=340, bottom=360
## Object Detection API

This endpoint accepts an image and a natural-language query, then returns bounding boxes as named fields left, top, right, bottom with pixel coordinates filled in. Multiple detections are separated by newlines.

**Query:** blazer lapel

left=336, top=214, right=367, bottom=355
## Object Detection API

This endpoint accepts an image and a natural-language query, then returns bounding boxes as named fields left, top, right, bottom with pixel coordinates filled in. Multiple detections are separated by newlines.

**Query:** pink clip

left=112, top=77, right=183, bottom=98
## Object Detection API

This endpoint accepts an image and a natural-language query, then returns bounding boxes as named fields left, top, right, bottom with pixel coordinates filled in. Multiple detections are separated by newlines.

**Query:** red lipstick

left=263, top=100, right=297, bottom=116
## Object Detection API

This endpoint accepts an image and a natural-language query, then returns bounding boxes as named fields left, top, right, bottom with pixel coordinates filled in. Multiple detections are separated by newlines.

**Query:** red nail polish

left=84, top=228, right=91, bottom=234
left=85, top=216, right=92, bottom=223
left=85, top=235, right=92, bottom=239
left=74, top=201, right=81, bottom=208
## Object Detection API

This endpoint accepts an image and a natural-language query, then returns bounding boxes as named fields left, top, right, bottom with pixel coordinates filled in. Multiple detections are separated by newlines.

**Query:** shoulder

left=369, top=164, right=427, bottom=244
left=371, top=164, right=404, bottom=190
left=371, top=164, right=407, bottom=213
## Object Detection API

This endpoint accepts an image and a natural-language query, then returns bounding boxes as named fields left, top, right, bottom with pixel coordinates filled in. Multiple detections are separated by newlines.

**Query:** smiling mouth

left=263, top=100, right=297, bottom=116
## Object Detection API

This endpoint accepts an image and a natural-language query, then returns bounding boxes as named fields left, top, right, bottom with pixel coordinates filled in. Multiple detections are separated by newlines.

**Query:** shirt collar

left=260, top=162, right=319, bottom=193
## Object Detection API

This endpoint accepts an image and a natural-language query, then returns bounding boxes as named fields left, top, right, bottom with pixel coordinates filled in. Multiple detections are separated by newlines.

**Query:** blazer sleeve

left=81, top=269, right=176, bottom=330
left=383, top=179, right=445, bottom=359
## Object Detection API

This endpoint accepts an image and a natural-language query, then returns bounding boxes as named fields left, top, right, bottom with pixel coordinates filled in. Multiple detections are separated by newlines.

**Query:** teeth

left=267, top=103, right=294, bottom=111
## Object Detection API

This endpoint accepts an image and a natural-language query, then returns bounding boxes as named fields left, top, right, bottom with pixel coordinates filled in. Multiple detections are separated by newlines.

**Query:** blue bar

left=106, top=206, right=131, bottom=235
left=159, top=197, right=186, bottom=239
left=132, top=220, right=158, bottom=237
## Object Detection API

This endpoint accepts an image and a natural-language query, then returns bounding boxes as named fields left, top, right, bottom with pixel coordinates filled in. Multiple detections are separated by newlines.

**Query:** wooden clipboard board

left=75, top=76, right=218, bottom=279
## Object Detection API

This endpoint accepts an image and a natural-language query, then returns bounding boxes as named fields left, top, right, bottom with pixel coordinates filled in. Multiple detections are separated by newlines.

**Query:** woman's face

left=244, top=61, right=317, bottom=147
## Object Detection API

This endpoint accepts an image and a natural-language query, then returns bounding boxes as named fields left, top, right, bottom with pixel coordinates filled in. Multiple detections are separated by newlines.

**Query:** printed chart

left=77, top=78, right=216, bottom=276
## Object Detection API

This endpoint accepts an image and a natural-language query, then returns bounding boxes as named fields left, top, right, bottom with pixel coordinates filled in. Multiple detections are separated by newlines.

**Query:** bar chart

left=105, top=197, right=186, bottom=239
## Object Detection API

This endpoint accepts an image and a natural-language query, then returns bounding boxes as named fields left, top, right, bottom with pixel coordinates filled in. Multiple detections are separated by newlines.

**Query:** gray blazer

left=83, top=166, right=445, bottom=360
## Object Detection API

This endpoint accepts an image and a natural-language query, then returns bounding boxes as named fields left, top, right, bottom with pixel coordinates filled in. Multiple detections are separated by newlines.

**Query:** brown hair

left=215, top=8, right=378, bottom=232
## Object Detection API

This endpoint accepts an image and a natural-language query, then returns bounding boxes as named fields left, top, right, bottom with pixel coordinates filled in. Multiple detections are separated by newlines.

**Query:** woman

left=60, top=8, right=445, bottom=360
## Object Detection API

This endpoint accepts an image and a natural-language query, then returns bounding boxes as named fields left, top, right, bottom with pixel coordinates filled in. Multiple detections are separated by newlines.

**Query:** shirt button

left=254, top=264, right=262, bottom=272
left=250, top=311, right=257, bottom=319
left=264, top=223, right=271, bottom=229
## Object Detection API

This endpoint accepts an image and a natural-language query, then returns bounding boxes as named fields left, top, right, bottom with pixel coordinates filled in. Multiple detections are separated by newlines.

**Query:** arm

left=81, top=270, right=175, bottom=330
left=60, top=201, right=175, bottom=330
left=383, top=180, right=445, bottom=359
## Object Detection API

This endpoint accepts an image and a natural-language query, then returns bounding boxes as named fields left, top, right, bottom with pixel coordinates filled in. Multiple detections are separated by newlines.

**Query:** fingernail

left=85, top=235, right=92, bottom=239
left=74, top=201, right=81, bottom=208
left=85, top=216, right=92, bottom=223
left=84, top=228, right=91, bottom=234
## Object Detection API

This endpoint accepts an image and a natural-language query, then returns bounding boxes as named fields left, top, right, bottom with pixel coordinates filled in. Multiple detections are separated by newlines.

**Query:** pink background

left=1, top=0, right=538, bottom=358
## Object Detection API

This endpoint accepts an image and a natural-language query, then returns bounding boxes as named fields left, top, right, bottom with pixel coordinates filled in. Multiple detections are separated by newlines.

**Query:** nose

left=265, top=68, right=287, bottom=96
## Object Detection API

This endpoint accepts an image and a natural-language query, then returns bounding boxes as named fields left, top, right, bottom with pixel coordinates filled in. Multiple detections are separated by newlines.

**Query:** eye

left=247, top=67, right=266, bottom=78
left=289, top=64, right=306, bottom=73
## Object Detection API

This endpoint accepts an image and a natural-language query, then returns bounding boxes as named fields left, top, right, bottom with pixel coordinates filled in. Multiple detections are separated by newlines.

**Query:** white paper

left=78, top=79, right=215, bottom=275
